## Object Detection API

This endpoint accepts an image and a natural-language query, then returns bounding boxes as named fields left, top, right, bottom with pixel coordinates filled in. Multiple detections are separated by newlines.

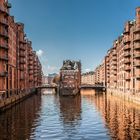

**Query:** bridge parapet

left=80, top=84, right=106, bottom=91
left=37, top=84, right=57, bottom=89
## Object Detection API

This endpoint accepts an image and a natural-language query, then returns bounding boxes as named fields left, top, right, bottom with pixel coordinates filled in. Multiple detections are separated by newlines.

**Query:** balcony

left=134, top=27, right=140, bottom=33
left=0, top=44, right=8, bottom=50
left=34, top=64, right=37, bottom=67
left=135, top=73, right=140, bottom=79
left=134, top=52, right=140, bottom=58
left=29, top=53, right=33, bottom=56
left=112, top=66, right=117, bottom=70
left=0, top=19, right=8, bottom=26
left=112, top=52, right=117, bottom=56
left=29, top=71, right=34, bottom=75
left=29, top=78, right=34, bottom=82
left=124, top=59, right=131, bottom=64
left=123, top=37, right=131, bottom=45
left=124, top=51, right=131, bottom=57
left=125, top=66, right=131, bottom=71
left=124, top=45, right=131, bottom=51
left=34, top=74, right=37, bottom=77
left=0, top=30, right=8, bottom=39
left=0, top=71, right=8, bottom=77
left=34, top=70, right=38, bottom=73
left=0, top=5, right=9, bottom=15
left=20, top=59, right=26, bottom=64
left=28, top=61, right=33, bottom=65
left=19, top=52, right=25, bottom=57
left=29, top=66, right=33, bottom=70
left=134, top=35, right=140, bottom=42
left=134, top=45, right=140, bottom=50
left=0, top=56, right=8, bottom=61
left=134, top=61, right=140, bottom=67
left=19, top=45, right=25, bottom=51
left=29, top=57, right=33, bottom=61
left=125, top=74, right=131, bottom=80
left=34, top=73, right=38, bottom=76
left=20, top=66, right=24, bottom=71
left=113, top=71, right=117, bottom=75
left=123, top=29, right=130, bottom=34
left=112, top=62, right=117, bottom=66
left=19, top=40, right=26, bottom=44
left=20, top=77, right=25, bottom=80
left=34, top=59, right=37, bottom=63
left=112, top=57, right=117, bottom=61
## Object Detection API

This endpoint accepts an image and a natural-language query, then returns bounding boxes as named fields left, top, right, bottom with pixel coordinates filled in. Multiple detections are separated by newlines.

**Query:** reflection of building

left=59, top=95, right=81, bottom=126
left=60, top=60, right=81, bottom=95
left=80, top=89, right=96, bottom=95
left=93, top=7, right=140, bottom=100
left=93, top=94, right=140, bottom=140
left=0, top=94, right=41, bottom=140
left=82, top=71, right=95, bottom=85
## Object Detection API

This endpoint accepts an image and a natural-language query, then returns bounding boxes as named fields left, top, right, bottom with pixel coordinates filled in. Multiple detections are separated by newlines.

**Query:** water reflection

left=0, top=89, right=139, bottom=140
left=41, top=88, right=56, bottom=95
left=59, top=95, right=81, bottom=125
left=93, top=93, right=140, bottom=140
left=0, top=94, right=41, bottom=140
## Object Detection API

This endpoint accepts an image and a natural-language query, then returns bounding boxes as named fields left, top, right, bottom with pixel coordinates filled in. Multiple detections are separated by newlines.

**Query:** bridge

left=80, top=84, right=106, bottom=91
left=37, top=84, right=106, bottom=93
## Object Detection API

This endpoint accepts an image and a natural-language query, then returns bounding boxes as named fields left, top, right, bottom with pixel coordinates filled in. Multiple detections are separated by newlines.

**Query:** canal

left=0, top=89, right=140, bottom=140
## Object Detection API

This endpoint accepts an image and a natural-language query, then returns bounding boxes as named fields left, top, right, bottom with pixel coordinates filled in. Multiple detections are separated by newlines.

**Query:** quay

left=0, top=88, right=37, bottom=112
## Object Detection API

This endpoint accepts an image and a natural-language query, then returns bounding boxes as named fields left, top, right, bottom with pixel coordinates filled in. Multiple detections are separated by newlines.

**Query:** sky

left=9, top=0, right=140, bottom=75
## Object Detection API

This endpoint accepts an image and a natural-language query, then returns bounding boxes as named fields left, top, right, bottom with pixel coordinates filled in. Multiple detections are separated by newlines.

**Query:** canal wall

left=107, top=88, right=140, bottom=105
left=0, top=88, right=37, bottom=112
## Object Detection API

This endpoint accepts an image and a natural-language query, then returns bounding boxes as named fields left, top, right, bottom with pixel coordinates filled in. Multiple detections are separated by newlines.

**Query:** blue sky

left=9, top=0, right=140, bottom=75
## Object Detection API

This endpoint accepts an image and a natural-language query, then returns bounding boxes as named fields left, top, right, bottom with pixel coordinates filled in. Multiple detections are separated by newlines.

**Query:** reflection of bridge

left=80, top=84, right=106, bottom=91
left=37, top=84, right=57, bottom=89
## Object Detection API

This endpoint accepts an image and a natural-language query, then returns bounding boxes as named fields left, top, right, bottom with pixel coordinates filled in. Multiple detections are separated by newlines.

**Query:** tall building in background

left=81, top=71, right=95, bottom=85
left=0, top=0, right=42, bottom=99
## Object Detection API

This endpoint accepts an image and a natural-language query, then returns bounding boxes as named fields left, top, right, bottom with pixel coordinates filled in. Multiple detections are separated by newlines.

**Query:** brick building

left=0, top=0, right=42, bottom=99
left=93, top=7, right=140, bottom=99
left=81, top=71, right=95, bottom=85
left=0, top=0, right=10, bottom=98
left=60, top=60, right=81, bottom=95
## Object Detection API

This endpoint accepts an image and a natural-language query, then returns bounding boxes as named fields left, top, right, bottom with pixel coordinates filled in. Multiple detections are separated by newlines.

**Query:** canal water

left=0, top=89, right=140, bottom=140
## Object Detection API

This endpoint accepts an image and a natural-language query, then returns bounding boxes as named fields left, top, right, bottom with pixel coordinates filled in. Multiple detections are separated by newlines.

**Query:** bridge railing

left=80, top=84, right=106, bottom=89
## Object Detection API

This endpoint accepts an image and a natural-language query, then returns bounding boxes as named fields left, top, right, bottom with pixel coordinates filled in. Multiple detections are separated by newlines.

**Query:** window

left=138, top=11, right=140, bottom=15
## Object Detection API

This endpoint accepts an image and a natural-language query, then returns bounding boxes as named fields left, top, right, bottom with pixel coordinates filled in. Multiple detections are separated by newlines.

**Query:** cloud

left=85, top=68, right=91, bottom=72
left=36, top=50, right=58, bottom=75
left=47, top=65, right=58, bottom=73
left=42, top=65, right=58, bottom=75
left=36, top=49, right=43, bottom=57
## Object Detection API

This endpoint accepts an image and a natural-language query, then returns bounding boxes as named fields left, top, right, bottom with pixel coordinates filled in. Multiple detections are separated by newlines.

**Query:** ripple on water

left=1, top=90, right=140, bottom=140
